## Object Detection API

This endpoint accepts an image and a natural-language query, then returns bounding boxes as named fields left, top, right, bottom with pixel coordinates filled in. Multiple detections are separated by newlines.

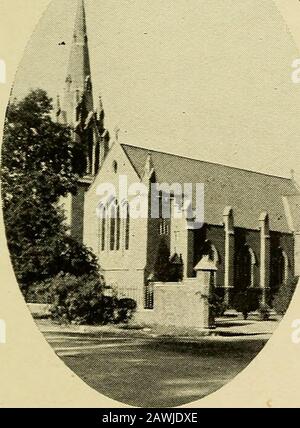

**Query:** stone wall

left=135, top=278, right=210, bottom=329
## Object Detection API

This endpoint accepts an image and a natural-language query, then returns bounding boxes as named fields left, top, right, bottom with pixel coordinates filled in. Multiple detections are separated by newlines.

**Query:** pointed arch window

left=120, top=201, right=130, bottom=251
left=235, top=243, right=257, bottom=290
left=97, top=202, right=106, bottom=253
left=101, top=206, right=106, bottom=251
left=271, top=247, right=289, bottom=291
left=110, top=203, right=116, bottom=251
left=125, top=202, right=130, bottom=250
left=108, top=200, right=121, bottom=251
left=116, top=203, right=121, bottom=251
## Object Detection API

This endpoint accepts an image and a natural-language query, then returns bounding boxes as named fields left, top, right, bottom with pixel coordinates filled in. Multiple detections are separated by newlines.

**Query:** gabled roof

left=121, top=143, right=299, bottom=233
left=283, top=195, right=300, bottom=232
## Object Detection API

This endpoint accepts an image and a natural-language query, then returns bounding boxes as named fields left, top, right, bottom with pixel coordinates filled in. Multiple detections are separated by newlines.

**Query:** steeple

left=62, top=0, right=93, bottom=125
left=57, top=0, right=110, bottom=178
left=57, top=0, right=110, bottom=244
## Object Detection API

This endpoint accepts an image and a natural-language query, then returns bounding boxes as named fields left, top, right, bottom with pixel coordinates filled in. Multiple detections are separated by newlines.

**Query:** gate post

left=194, top=255, right=217, bottom=328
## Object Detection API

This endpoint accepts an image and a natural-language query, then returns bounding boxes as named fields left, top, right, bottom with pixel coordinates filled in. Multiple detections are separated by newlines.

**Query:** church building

left=58, top=0, right=300, bottom=317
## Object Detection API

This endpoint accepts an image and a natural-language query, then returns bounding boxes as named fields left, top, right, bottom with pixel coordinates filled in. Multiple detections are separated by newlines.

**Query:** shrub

left=49, top=273, right=114, bottom=324
left=258, top=303, right=271, bottom=321
left=209, top=292, right=227, bottom=318
left=115, top=298, right=137, bottom=323
left=272, top=276, right=299, bottom=315
left=232, top=289, right=259, bottom=319
left=26, top=280, right=53, bottom=304
left=42, top=273, right=137, bottom=325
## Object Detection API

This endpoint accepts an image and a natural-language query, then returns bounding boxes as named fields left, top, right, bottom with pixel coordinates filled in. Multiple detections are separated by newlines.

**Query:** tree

left=1, top=89, right=98, bottom=294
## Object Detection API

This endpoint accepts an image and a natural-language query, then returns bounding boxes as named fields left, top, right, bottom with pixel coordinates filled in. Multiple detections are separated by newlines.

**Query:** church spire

left=57, top=0, right=110, bottom=243
left=63, top=0, right=93, bottom=125
left=74, top=0, right=88, bottom=42
left=58, top=0, right=110, bottom=178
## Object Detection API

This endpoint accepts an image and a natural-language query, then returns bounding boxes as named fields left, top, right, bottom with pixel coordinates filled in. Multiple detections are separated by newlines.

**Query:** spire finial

left=67, top=0, right=91, bottom=89
left=73, top=0, right=87, bottom=42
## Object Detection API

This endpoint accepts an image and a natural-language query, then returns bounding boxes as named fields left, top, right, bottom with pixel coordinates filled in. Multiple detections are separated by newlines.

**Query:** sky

left=11, top=0, right=300, bottom=181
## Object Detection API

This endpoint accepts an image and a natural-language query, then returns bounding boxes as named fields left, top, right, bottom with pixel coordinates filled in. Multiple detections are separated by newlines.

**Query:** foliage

left=47, top=274, right=136, bottom=325
left=257, top=303, right=271, bottom=321
left=26, top=280, right=53, bottom=304
left=232, top=289, right=259, bottom=319
left=154, top=238, right=183, bottom=282
left=209, top=292, right=228, bottom=318
left=169, top=253, right=184, bottom=282
left=1, top=89, right=97, bottom=292
left=115, top=298, right=137, bottom=323
left=272, top=276, right=299, bottom=315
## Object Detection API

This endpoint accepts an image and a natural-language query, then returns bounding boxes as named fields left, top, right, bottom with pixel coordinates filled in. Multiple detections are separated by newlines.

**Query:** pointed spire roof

left=60, top=0, right=110, bottom=173
left=67, top=0, right=91, bottom=90
left=74, top=0, right=87, bottom=41
left=63, top=0, right=93, bottom=124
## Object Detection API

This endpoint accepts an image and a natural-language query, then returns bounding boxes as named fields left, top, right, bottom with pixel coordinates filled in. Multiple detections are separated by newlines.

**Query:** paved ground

left=39, top=318, right=277, bottom=407
left=38, top=316, right=280, bottom=339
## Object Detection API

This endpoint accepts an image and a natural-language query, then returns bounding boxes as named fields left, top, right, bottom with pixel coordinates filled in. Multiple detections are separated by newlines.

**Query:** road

left=45, top=330, right=268, bottom=407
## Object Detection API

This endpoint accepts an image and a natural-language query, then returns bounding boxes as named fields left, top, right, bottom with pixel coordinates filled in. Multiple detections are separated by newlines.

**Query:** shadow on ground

left=45, top=330, right=268, bottom=407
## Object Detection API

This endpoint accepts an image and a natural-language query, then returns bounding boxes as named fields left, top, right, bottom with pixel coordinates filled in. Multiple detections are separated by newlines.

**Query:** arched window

left=235, top=244, right=257, bottom=291
left=110, top=202, right=116, bottom=251
left=96, top=202, right=106, bottom=253
left=108, top=200, right=121, bottom=251
left=116, top=203, right=121, bottom=251
left=120, top=201, right=130, bottom=251
left=125, top=202, right=130, bottom=250
left=101, top=206, right=106, bottom=251
left=271, top=247, right=289, bottom=292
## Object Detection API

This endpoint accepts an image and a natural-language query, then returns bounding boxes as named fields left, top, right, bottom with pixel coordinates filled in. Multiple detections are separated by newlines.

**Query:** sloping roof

left=283, top=195, right=300, bottom=232
left=121, top=144, right=299, bottom=233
